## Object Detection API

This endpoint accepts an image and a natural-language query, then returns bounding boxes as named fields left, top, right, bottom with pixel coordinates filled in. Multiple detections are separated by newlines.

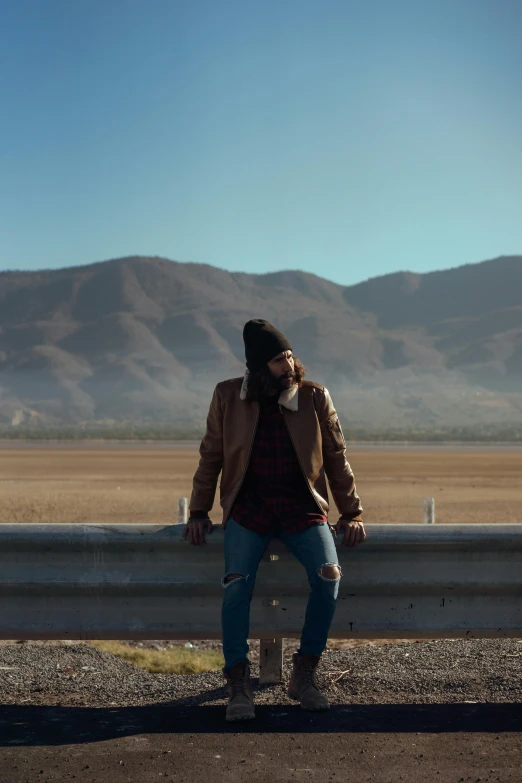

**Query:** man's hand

left=182, top=518, right=213, bottom=545
left=334, top=517, right=366, bottom=547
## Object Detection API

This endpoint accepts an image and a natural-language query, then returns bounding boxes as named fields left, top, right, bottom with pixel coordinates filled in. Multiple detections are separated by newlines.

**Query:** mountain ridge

left=1, top=253, right=521, bottom=431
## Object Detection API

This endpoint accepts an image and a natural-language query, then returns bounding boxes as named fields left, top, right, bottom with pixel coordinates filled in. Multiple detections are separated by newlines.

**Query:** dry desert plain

left=1, top=441, right=522, bottom=524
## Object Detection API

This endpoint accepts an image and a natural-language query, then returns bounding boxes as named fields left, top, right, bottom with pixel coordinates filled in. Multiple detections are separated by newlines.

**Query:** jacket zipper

left=224, top=401, right=260, bottom=523
left=280, top=405, right=326, bottom=516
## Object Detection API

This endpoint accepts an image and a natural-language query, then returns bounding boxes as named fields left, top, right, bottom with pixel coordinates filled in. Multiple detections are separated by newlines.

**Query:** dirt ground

left=1, top=442, right=522, bottom=525
left=2, top=705, right=521, bottom=783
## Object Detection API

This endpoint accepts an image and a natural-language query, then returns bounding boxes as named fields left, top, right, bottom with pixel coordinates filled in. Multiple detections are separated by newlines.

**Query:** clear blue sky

left=1, top=0, right=521, bottom=286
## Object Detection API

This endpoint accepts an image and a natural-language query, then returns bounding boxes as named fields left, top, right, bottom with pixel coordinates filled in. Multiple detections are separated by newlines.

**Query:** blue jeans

left=221, top=517, right=341, bottom=670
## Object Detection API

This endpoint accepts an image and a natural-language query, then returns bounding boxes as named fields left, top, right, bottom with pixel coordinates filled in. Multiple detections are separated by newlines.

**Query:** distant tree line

left=1, top=422, right=522, bottom=442
left=0, top=424, right=203, bottom=441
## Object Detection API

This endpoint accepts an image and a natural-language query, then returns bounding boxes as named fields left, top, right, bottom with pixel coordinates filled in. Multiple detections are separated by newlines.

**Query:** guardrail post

left=259, top=638, right=284, bottom=684
left=177, top=497, right=188, bottom=525
left=424, top=497, right=435, bottom=524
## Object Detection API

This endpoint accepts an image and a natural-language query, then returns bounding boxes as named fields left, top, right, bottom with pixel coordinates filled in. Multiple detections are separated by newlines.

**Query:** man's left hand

left=334, top=518, right=366, bottom=547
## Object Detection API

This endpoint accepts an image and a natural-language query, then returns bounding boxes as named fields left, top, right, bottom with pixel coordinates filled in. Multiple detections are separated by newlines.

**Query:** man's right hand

left=182, top=518, right=213, bottom=545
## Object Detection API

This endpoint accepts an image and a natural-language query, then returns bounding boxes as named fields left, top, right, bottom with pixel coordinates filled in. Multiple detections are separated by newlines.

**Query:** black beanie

left=243, top=319, right=293, bottom=372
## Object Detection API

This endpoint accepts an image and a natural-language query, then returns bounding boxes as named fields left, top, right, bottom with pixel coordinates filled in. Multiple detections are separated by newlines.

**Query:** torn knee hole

left=221, top=572, right=248, bottom=588
left=224, top=572, right=244, bottom=583
left=318, top=564, right=341, bottom=582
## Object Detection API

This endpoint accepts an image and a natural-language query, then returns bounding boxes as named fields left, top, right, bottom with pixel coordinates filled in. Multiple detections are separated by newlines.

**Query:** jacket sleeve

left=189, top=384, right=224, bottom=516
left=316, top=386, right=363, bottom=520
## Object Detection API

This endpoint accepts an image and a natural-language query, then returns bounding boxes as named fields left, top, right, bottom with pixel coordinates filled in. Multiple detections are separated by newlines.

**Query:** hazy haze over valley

left=1, top=254, right=522, bottom=436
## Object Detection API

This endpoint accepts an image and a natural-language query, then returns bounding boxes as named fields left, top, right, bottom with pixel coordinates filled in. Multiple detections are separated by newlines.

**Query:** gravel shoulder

left=0, top=638, right=521, bottom=708
left=1, top=639, right=521, bottom=783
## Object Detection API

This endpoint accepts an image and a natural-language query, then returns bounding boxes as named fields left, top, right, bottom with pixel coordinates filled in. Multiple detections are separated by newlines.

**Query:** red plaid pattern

left=230, top=393, right=328, bottom=535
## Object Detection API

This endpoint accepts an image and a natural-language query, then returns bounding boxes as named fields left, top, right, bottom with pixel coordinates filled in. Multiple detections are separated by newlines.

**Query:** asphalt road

left=1, top=702, right=521, bottom=783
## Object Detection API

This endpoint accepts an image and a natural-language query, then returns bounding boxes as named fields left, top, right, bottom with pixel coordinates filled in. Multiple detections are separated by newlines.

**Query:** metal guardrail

left=1, top=523, right=521, bottom=681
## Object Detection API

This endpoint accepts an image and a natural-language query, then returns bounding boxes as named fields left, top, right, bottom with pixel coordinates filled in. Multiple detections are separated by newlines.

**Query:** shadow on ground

left=0, top=698, right=520, bottom=746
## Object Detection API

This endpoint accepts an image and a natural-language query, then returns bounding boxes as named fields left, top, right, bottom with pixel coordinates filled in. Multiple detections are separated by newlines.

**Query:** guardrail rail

left=1, top=523, right=521, bottom=682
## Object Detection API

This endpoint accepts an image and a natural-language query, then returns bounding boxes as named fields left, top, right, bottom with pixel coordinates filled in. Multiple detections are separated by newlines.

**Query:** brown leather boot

left=287, top=652, right=329, bottom=711
left=223, top=660, right=255, bottom=722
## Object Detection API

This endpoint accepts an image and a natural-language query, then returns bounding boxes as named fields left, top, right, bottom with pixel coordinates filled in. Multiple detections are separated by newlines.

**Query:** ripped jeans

left=221, top=517, right=341, bottom=671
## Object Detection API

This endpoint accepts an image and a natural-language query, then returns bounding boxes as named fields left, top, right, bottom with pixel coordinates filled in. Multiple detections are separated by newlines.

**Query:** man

left=183, top=319, right=365, bottom=722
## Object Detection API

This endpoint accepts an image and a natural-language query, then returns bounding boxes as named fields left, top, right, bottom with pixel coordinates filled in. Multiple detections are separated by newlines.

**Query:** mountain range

left=1, top=254, right=521, bottom=433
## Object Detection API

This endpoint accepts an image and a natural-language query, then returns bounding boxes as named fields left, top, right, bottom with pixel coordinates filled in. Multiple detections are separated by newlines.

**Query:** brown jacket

left=189, top=377, right=363, bottom=527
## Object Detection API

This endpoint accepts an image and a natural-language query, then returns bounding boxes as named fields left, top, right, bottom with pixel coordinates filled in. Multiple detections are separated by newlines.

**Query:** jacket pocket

left=325, top=414, right=346, bottom=450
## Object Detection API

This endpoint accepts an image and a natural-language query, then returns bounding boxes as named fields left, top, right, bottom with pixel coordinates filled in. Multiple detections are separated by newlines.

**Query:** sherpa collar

left=239, top=369, right=298, bottom=411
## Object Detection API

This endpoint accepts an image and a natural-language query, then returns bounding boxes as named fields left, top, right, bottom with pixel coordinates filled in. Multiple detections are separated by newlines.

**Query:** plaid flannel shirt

left=230, top=392, right=328, bottom=535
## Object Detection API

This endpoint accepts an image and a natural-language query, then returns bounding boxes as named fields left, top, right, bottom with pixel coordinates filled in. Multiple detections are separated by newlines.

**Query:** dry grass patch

left=89, top=641, right=224, bottom=674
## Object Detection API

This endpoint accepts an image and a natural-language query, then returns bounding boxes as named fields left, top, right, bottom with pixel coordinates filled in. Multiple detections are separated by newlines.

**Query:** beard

left=245, top=357, right=305, bottom=402
left=266, top=369, right=296, bottom=395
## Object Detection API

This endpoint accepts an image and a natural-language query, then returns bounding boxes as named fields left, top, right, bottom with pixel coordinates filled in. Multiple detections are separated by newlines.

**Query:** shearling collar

left=239, top=369, right=298, bottom=411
